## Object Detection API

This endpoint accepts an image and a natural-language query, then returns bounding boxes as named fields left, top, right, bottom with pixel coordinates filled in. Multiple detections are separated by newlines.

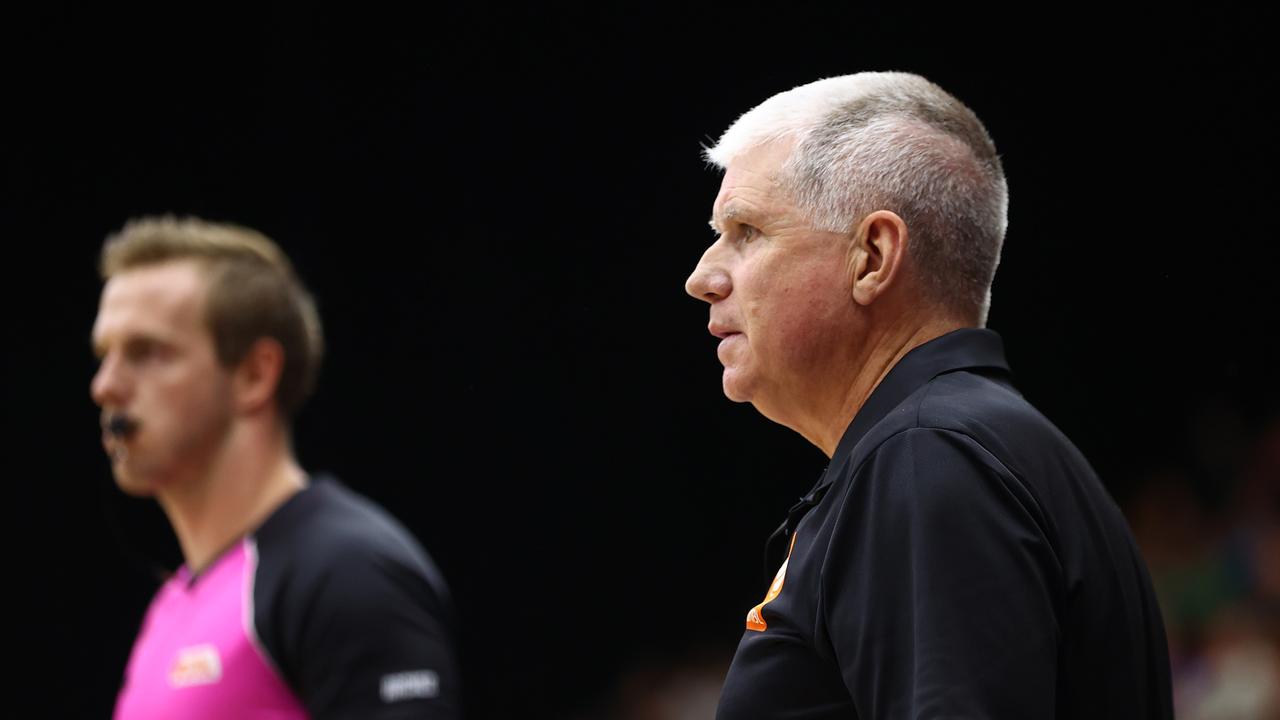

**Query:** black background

left=5, top=5, right=1277, bottom=718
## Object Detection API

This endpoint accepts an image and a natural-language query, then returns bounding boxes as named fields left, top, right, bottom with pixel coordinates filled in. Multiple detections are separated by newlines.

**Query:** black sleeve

left=821, top=427, right=1063, bottom=719
left=283, top=544, right=461, bottom=720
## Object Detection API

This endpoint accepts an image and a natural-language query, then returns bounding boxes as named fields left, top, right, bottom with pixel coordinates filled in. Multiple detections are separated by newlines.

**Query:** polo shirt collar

left=768, top=328, right=1014, bottom=567
left=824, top=327, right=1012, bottom=486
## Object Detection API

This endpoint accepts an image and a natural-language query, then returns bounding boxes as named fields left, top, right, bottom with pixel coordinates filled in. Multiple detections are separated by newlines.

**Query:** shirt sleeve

left=820, top=427, right=1063, bottom=719
left=286, top=544, right=462, bottom=720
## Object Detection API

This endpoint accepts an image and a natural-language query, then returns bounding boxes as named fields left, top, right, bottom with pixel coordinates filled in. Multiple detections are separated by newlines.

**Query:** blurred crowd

left=1131, top=416, right=1280, bottom=719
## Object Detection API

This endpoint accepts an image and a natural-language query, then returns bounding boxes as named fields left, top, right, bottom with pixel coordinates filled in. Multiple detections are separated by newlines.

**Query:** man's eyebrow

left=90, top=329, right=110, bottom=358
left=709, top=204, right=747, bottom=233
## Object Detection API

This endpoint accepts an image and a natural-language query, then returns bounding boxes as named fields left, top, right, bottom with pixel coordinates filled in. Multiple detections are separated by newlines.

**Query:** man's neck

left=807, top=317, right=966, bottom=457
left=157, top=424, right=307, bottom=576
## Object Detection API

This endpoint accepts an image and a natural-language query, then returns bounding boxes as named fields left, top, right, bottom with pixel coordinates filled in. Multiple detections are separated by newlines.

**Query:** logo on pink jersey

left=169, top=644, right=223, bottom=687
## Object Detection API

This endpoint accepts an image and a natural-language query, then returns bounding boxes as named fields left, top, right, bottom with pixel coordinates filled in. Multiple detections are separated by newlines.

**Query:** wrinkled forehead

left=710, top=139, right=797, bottom=230
left=93, top=260, right=211, bottom=344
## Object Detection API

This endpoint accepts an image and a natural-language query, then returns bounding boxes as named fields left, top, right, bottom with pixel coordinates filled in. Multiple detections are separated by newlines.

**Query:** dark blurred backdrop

left=4, top=5, right=1277, bottom=718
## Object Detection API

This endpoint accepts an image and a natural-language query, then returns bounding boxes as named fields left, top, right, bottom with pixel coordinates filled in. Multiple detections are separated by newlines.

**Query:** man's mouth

left=715, top=332, right=744, bottom=364
left=708, top=322, right=740, bottom=340
left=102, top=413, right=140, bottom=461
left=103, top=413, right=140, bottom=439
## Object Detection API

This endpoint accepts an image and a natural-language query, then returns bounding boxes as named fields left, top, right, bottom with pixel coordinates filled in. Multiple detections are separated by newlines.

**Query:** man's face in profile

left=90, top=260, right=235, bottom=496
left=686, top=141, right=860, bottom=426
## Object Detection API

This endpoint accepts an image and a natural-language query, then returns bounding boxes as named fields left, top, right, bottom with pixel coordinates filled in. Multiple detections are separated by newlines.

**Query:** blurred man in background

left=685, top=72, right=1174, bottom=718
left=92, top=217, right=459, bottom=718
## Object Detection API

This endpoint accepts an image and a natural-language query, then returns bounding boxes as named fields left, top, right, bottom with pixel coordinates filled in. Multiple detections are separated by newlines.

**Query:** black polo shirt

left=716, top=329, right=1173, bottom=719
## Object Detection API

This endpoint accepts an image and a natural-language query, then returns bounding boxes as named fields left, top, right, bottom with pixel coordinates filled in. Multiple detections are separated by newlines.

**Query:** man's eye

left=124, top=340, right=158, bottom=364
left=740, top=225, right=759, bottom=243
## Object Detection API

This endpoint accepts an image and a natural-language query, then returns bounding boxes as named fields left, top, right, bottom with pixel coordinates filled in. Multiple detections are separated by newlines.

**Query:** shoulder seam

left=242, top=538, right=295, bottom=693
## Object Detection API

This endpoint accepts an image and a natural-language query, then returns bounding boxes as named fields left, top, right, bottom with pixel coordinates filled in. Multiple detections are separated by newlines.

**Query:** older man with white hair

left=686, top=72, right=1173, bottom=719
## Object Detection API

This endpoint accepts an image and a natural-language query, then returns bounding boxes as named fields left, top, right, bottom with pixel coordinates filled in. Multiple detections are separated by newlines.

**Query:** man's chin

left=721, top=370, right=754, bottom=403
left=112, top=467, right=159, bottom=498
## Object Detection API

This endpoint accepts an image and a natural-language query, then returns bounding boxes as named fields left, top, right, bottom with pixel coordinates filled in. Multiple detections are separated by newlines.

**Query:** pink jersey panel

left=114, top=540, right=307, bottom=719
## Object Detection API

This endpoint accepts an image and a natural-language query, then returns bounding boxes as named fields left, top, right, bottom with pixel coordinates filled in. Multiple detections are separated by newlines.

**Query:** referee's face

left=686, top=141, right=860, bottom=429
left=91, top=260, right=236, bottom=497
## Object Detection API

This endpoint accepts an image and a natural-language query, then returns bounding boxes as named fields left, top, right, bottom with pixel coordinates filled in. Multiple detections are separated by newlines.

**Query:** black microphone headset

left=106, top=414, right=138, bottom=437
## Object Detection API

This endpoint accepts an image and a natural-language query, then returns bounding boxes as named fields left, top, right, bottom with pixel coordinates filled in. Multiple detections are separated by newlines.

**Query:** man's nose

left=685, top=246, right=732, bottom=303
left=91, top=353, right=128, bottom=408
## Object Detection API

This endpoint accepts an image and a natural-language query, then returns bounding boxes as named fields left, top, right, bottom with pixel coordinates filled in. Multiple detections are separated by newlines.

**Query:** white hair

left=706, top=72, right=1008, bottom=325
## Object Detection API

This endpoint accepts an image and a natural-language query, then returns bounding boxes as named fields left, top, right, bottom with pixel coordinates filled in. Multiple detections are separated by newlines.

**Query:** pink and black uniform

left=114, top=477, right=460, bottom=719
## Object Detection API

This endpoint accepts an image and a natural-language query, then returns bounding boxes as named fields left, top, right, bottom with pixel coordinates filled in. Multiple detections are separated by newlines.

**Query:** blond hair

left=101, top=216, right=324, bottom=417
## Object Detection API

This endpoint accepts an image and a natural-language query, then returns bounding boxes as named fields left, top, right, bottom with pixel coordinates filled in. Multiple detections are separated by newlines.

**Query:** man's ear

left=847, top=210, right=909, bottom=307
left=233, top=337, right=285, bottom=415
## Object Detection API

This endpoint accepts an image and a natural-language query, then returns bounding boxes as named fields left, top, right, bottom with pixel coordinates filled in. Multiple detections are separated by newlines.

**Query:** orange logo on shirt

left=746, top=533, right=797, bottom=632
left=169, top=644, right=223, bottom=688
